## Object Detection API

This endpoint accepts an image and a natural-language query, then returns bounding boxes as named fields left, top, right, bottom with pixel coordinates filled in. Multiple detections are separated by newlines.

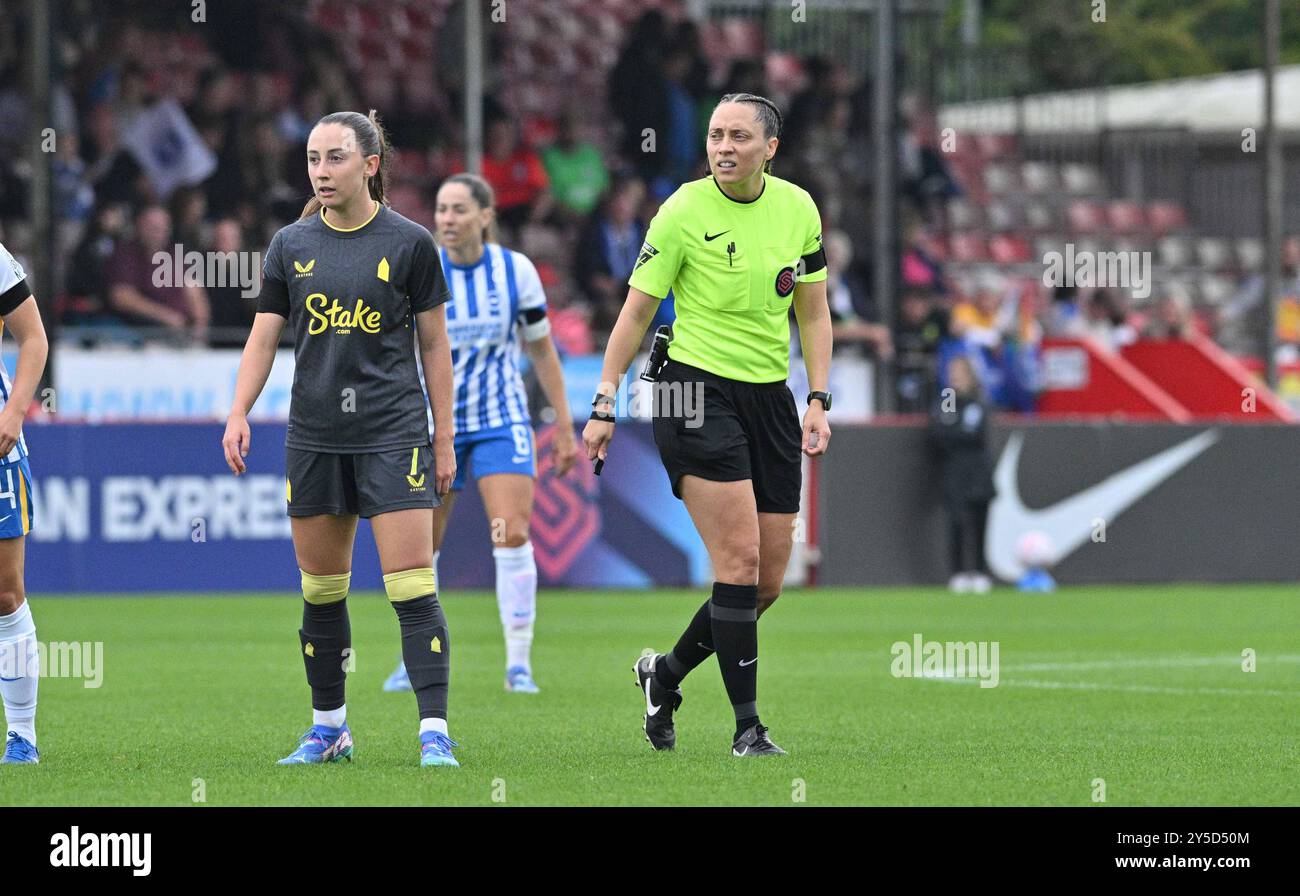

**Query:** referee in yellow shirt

left=583, top=94, right=832, bottom=757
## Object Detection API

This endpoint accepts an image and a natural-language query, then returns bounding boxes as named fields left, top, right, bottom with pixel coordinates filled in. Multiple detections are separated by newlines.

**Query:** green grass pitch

left=2, top=585, right=1296, bottom=806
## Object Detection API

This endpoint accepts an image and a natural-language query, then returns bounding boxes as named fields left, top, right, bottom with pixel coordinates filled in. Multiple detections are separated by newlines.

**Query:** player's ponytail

left=366, top=109, right=391, bottom=206
left=718, top=92, right=783, bottom=174
left=299, top=109, right=393, bottom=220
left=442, top=173, right=498, bottom=245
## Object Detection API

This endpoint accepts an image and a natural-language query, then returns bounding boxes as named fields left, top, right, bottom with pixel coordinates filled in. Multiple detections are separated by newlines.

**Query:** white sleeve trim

left=511, top=250, right=548, bottom=311
left=521, top=317, right=551, bottom=342
left=0, top=242, right=25, bottom=296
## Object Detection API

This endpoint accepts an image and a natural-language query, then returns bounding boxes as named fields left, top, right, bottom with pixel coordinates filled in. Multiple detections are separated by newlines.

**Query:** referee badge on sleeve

left=775, top=266, right=797, bottom=297
left=634, top=242, right=658, bottom=271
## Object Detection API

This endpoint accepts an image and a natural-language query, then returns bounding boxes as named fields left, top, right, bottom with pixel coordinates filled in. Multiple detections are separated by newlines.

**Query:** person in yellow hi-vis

left=583, top=93, right=833, bottom=757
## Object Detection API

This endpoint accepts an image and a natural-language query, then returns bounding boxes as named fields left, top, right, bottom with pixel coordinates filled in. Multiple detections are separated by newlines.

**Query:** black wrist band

left=589, top=409, right=616, bottom=422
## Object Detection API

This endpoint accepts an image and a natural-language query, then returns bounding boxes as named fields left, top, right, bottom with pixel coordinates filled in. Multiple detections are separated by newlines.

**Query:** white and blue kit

left=435, top=243, right=550, bottom=490
left=0, top=242, right=34, bottom=541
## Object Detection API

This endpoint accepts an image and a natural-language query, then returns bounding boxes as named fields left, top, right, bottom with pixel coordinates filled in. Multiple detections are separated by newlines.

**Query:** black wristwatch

left=807, top=390, right=832, bottom=412
left=590, top=392, right=616, bottom=422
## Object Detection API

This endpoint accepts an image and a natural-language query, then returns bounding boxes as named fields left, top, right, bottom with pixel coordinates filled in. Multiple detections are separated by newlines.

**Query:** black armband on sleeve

left=257, top=276, right=290, bottom=317
left=800, top=247, right=827, bottom=276
left=0, top=278, right=32, bottom=316
left=520, top=307, right=547, bottom=324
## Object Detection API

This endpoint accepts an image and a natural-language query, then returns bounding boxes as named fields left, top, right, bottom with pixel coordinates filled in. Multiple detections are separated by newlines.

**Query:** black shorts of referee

left=651, top=357, right=802, bottom=514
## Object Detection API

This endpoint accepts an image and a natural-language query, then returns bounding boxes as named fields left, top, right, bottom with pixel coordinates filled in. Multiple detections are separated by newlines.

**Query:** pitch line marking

left=1001, top=655, right=1300, bottom=673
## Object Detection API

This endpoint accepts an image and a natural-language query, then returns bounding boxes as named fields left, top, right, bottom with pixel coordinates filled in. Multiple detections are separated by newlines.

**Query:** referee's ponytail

left=300, top=109, right=392, bottom=220
left=717, top=93, right=783, bottom=173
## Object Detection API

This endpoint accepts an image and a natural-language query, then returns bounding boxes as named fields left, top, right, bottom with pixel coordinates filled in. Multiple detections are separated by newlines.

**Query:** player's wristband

left=589, top=409, right=616, bottom=423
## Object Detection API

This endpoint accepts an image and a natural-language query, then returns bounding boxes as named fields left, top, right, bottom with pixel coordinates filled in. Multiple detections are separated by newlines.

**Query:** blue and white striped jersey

left=438, top=243, right=548, bottom=436
left=0, top=241, right=30, bottom=462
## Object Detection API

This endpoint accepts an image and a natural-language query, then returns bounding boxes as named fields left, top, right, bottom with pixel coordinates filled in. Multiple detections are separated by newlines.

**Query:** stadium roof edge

left=939, top=65, right=1300, bottom=134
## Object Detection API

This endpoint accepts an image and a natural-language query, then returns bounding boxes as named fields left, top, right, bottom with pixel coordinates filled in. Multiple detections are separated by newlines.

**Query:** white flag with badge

left=121, top=99, right=217, bottom=200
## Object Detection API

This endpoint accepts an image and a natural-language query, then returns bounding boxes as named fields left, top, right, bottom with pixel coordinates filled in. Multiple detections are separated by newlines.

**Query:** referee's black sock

left=393, top=593, right=450, bottom=721
left=709, top=581, right=760, bottom=735
left=655, top=599, right=714, bottom=691
left=300, top=598, right=350, bottom=712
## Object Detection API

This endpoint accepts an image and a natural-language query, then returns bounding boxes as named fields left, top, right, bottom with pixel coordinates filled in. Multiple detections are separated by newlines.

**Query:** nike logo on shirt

left=704, top=230, right=731, bottom=242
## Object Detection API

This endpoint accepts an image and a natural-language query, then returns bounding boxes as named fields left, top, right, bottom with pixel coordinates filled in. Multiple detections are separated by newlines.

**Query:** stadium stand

left=0, top=0, right=1295, bottom=418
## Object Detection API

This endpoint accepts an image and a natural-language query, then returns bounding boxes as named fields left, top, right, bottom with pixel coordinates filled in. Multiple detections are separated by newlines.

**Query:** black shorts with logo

left=651, top=358, right=802, bottom=514
left=286, top=444, right=441, bottom=518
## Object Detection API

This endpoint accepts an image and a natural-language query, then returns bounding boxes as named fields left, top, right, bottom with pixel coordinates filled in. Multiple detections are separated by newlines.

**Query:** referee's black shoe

left=634, top=653, right=682, bottom=751
left=732, top=724, right=787, bottom=757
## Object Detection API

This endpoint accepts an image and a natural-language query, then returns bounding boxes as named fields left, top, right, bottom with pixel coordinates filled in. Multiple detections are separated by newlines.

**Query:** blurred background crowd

left=1, top=0, right=1298, bottom=414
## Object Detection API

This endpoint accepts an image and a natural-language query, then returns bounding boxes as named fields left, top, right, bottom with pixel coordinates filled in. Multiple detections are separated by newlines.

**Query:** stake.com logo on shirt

left=304, top=294, right=383, bottom=335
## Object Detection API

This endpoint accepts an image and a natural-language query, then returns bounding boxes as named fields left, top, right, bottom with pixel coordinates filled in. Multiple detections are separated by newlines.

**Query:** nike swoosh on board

left=986, top=429, right=1219, bottom=581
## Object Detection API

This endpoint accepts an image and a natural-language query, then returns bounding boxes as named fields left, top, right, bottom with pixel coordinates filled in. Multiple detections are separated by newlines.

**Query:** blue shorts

left=0, top=455, right=34, bottom=540
left=452, top=423, right=535, bottom=491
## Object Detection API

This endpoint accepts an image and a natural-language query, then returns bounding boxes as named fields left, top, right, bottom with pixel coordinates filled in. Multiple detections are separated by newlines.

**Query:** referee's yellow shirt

left=629, top=173, right=827, bottom=383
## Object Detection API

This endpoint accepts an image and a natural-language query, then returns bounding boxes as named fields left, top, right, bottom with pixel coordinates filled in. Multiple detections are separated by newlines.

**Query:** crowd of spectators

left=0, top=3, right=1289, bottom=416
left=0, top=5, right=877, bottom=354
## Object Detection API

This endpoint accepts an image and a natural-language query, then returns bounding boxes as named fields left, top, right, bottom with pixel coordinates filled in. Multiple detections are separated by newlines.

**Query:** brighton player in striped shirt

left=0, top=241, right=50, bottom=765
left=385, top=174, right=576, bottom=695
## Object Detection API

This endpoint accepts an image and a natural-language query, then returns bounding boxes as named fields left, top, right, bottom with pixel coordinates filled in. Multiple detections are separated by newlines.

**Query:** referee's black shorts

left=651, top=358, right=802, bottom=514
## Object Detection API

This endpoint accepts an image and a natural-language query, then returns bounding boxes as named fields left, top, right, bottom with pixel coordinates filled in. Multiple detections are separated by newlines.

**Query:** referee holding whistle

left=583, top=94, right=832, bottom=756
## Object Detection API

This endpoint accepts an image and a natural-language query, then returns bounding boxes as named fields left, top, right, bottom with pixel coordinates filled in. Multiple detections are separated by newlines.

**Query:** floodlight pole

left=465, top=0, right=484, bottom=175
left=873, top=0, right=899, bottom=414
left=1262, top=0, right=1280, bottom=389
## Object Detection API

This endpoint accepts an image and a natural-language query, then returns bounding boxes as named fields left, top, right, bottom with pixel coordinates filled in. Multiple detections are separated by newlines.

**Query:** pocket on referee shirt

left=694, top=245, right=750, bottom=312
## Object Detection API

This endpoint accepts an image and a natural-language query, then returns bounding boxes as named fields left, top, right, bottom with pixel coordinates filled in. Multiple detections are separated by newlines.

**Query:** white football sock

left=419, top=717, right=448, bottom=737
left=0, top=600, right=38, bottom=746
left=494, top=542, right=536, bottom=672
left=313, top=704, right=346, bottom=730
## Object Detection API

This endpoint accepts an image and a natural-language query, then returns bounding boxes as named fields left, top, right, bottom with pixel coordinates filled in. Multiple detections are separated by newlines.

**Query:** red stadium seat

left=1146, top=201, right=1188, bottom=235
left=1106, top=201, right=1146, bottom=235
left=948, top=232, right=990, bottom=263
left=1067, top=200, right=1105, bottom=233
left=974, top=133, right=1017, bottom=159
left=988, top=233, right=1032, bottom=264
